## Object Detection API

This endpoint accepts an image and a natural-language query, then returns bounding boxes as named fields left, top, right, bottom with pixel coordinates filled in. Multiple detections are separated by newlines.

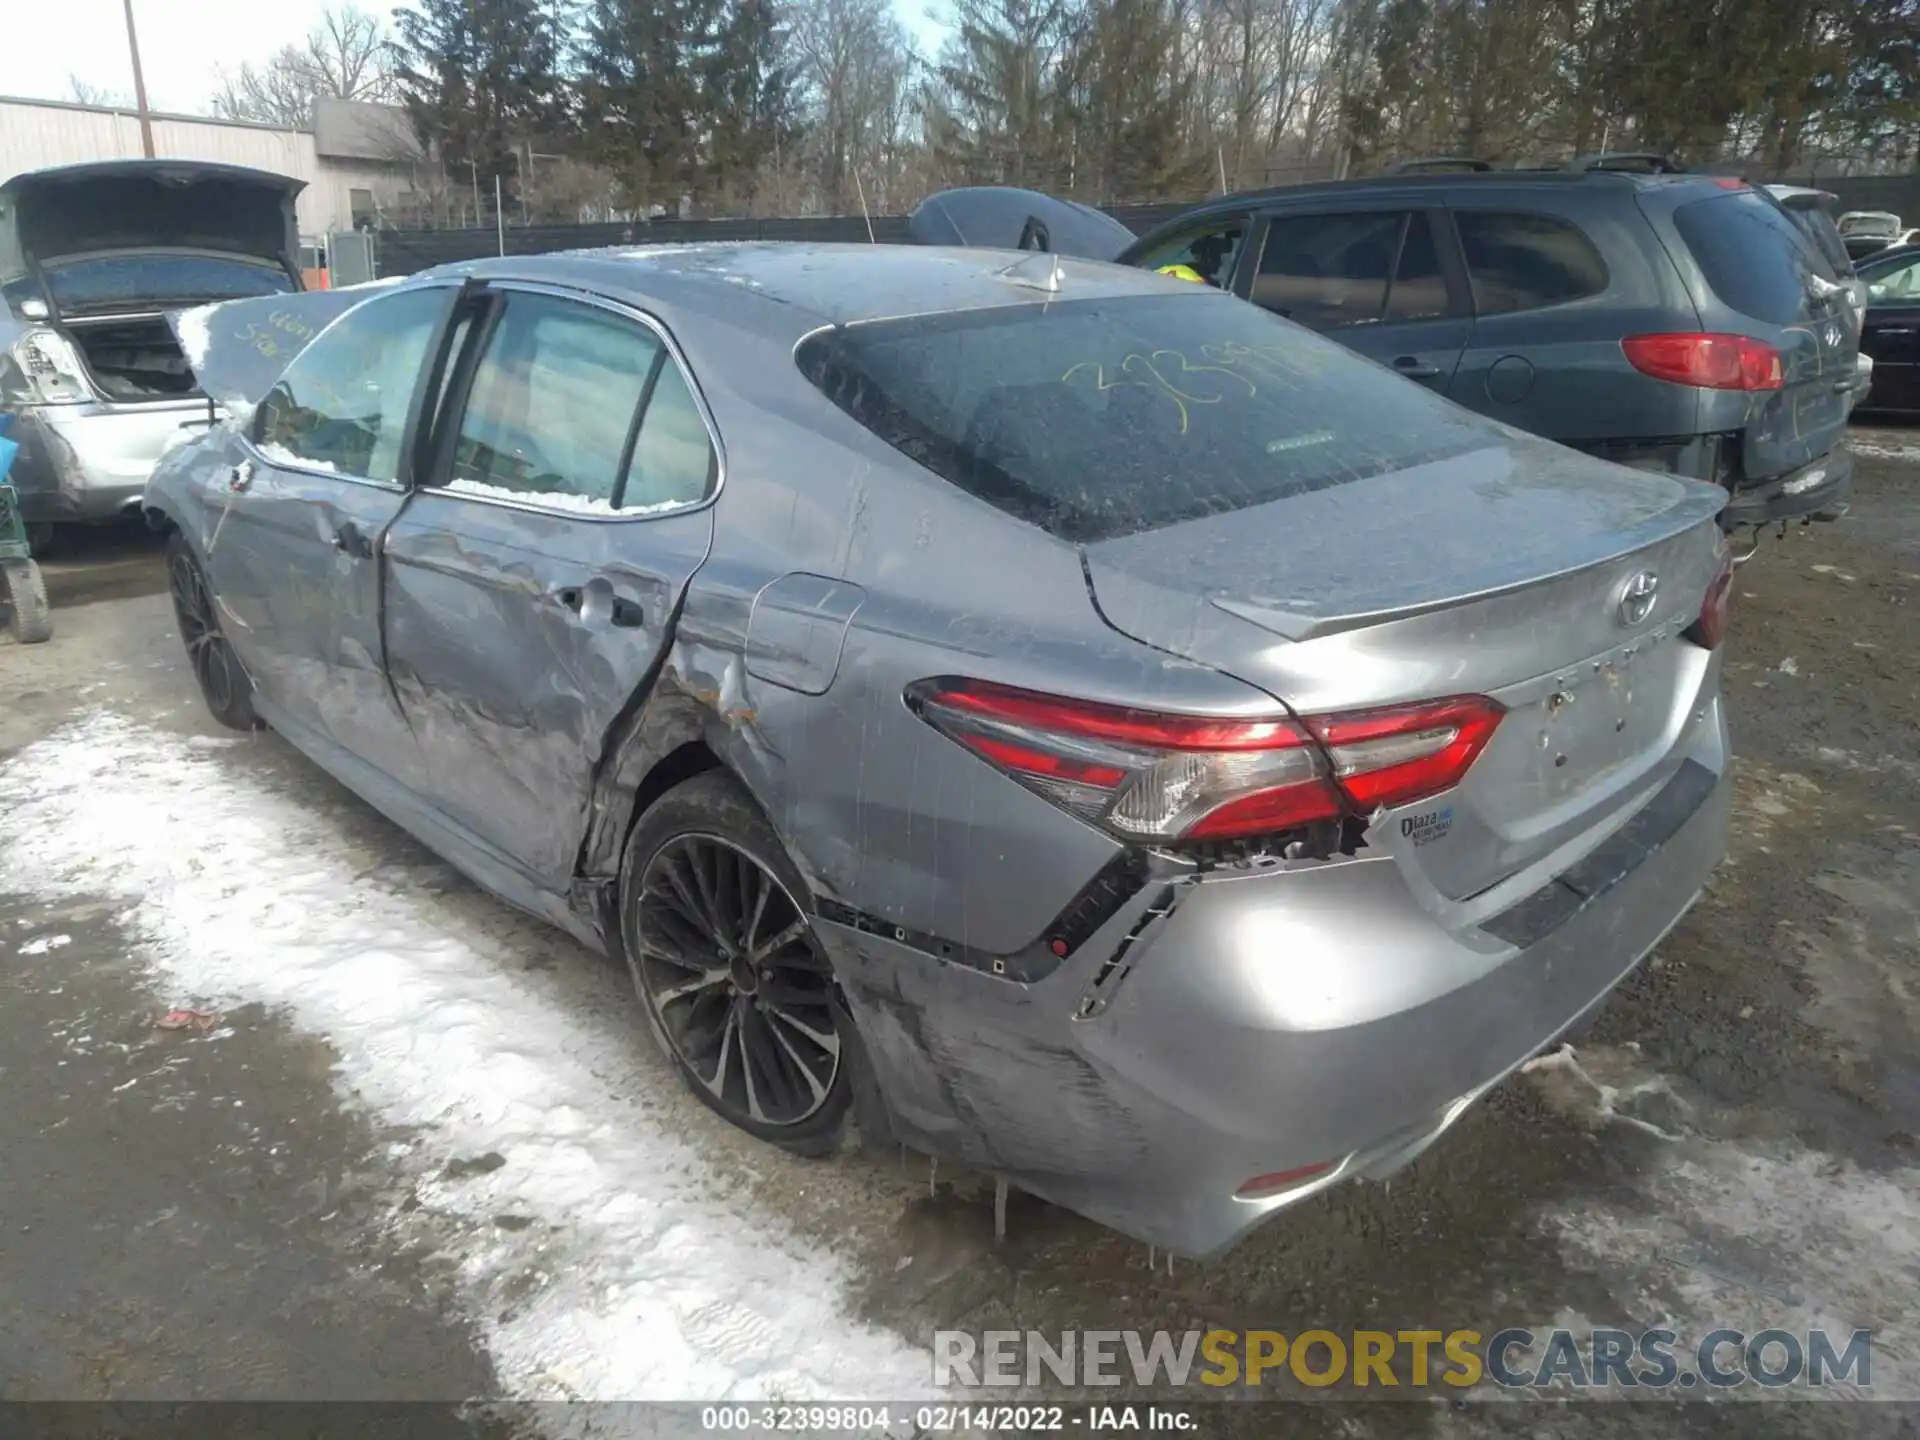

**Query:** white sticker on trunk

left=1400, top=804, right=1455, bottom=846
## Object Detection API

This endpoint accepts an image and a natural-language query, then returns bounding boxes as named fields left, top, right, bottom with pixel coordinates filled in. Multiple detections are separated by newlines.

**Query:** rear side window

left=1673, top=190, right=1837, bottom=327
left=442, top=292, right=713, bottom=513
left=795, top=293, right=1491, bottom=543
left=1454, top=211, right=1609, bottom=315
left=1253, top=211, right=1448, bottom=329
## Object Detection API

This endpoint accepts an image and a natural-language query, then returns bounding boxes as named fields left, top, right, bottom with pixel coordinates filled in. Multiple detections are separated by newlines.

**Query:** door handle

left=331, top=521, right=375, bottom=559
left=552, top=583, right=644, bottom=628
left=1392, top=356, right=1442, bottom=379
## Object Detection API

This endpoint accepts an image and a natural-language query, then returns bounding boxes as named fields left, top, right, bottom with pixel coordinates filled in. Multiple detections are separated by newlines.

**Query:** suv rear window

left=1673, top=190, right=1837, bottom=327
left=795, top=293, right=1490, bottom=543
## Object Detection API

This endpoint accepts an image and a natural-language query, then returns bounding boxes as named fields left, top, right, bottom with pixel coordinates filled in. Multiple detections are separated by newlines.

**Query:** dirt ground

left=1, top=434, right=1916, bottom=1438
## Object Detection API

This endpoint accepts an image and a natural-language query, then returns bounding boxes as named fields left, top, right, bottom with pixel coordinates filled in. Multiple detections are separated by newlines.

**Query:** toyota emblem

left=1618, top=571, right=1659, bottom=626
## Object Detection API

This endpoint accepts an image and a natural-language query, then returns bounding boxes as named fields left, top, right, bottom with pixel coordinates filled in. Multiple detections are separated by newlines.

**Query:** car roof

left=1124, top=168, right=1745, bottom=240
left=1859, top=243, right=1920, bottom=272
left=420, top=242, right=1198, bottom=334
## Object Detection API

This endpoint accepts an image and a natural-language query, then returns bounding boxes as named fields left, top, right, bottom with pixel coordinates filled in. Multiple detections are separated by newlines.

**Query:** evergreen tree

left=393, top=0, right=567, bottom=211
left=703, top=0, right=800, bottom=201
left=577, top=0, right=723, bottom=210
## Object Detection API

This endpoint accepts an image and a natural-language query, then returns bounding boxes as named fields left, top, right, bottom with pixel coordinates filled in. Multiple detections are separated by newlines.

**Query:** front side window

left=442, top=291, right=713, bottom=513
left=252, top=285, right=448, bottom=482
left=1252, top=211, right=1445, bottom=329
left=1134, top=220, right=1247, bottom=289
left=796, top=292, right=1491, bottom=543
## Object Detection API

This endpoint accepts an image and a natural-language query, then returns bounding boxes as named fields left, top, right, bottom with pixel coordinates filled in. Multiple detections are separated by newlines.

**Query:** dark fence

left=365, top=173, right=1920, bottom=279
left=1790, top=173, right=1920, bottom=219
left=370, top=202, right=1196, bottom=277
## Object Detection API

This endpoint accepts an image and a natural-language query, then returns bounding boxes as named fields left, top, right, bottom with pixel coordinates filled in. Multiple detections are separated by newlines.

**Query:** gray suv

left=1111, top=166, right=1861, bottom=531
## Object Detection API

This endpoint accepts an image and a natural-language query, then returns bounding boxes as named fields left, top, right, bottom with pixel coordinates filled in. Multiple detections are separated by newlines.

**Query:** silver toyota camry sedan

left=142, top=243, right=1733, bottom=1257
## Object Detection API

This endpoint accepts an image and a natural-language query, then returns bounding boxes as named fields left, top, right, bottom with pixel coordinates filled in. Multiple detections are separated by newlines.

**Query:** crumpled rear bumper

left=5, top=401, right=207, bottom=524
left=822, top=709, right=1730, bottom=1258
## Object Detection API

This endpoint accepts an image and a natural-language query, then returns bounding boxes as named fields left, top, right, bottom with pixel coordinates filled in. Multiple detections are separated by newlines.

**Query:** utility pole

left=121, top=0, right=156, bottom=158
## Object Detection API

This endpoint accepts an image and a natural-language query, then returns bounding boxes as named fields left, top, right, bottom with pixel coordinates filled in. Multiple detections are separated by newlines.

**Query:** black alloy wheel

left=166, top=533, right=261, bottom=730
left=632, top=831, right=844, bottom=1134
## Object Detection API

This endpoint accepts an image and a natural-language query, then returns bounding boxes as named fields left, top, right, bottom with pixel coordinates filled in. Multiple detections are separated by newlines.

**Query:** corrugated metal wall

left=1, top=97, right=349, bottom=235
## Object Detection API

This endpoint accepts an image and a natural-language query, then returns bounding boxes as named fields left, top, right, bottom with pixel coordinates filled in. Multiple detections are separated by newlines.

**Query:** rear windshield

left=1789, top=206, right=1855, bottom=278
left=795, top=293, right=1491, bottom=542
left=1674, top=190, right=1838, bottom=326
left=44, top=254, right=294, bottom=315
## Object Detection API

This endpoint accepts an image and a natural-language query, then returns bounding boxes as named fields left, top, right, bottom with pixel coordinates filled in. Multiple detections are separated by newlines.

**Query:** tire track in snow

left=0, top=713, right=932, bottom=1402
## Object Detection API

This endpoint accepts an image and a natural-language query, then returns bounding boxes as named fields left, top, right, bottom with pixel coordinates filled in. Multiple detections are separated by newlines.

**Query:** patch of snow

left=0, top=715, right=931, bottom=1404
left=1778, top=656, right=1800, bottom=676
left=18, top=933, right=72, bottom=955
left=256, top=442, right=337, bottom=474
left=443, top=478, right=681, bottom=517
left=1846, top=436, right=1920, bottom=462
left=1526, top=1046, right=1920, bottom=1400
left=175, top=303, right=218, bottom=371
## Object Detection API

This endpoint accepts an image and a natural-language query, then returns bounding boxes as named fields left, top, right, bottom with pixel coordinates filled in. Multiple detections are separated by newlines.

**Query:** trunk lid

left=1664, top=186, right=1859, bottom=484
left=1083, top=437, right=1728, bottom=899
left=0, top=161, right=304, bottom=304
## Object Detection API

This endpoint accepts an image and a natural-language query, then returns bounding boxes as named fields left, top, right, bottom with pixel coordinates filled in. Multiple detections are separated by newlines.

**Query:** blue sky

left=0, top=0, right=949, bottom=116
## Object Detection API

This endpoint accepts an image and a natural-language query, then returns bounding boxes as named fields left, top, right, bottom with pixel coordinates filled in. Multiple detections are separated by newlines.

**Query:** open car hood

left=0, top=161, right=304, bottom=283
left=163, top=280, right=404, bottom=413
left=907, top=187, right=1136, bottom=262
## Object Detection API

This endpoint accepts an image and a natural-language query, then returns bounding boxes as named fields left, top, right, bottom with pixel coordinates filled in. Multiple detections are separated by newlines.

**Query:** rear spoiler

left=164, top=280, right=405, bottom=416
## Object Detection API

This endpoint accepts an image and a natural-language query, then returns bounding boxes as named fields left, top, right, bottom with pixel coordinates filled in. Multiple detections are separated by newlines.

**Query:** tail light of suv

left=910, top=679, right=1503, bottom=843
left=1621, top=333, right=1784, bottom=391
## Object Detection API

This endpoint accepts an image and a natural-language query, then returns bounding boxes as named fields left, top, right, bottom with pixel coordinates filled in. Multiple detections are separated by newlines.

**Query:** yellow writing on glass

left=1060, top=349, right=1256, bottom=435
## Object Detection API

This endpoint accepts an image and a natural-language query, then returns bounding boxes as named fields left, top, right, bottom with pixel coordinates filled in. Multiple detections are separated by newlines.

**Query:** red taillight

left=911, top=679, right=1503, bottom=842
left=1687, top=552, right=1735, bottom=650
left=1621, top=333, right=1783, bottom=391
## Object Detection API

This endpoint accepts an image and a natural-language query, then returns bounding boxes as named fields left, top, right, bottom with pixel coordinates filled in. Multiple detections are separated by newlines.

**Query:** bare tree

left=209, top=4, right=395, bottom=128
left=786, top=0, right=923, bottom=211
left=68, top=74, right=131, bottom=107
left=306, top=4, right=394, bottom=103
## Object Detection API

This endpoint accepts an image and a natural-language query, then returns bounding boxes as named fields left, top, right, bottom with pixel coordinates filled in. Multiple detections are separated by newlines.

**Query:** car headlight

left=2, top=327, right=94, bottom=405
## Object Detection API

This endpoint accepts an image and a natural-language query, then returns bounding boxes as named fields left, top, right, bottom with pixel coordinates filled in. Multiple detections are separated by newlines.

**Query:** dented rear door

left=382, top=283, right=718, bottom=887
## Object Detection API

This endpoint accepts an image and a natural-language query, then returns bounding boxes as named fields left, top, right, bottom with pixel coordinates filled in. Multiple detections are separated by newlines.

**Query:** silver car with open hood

left=0, top=160, right=304, bottom=543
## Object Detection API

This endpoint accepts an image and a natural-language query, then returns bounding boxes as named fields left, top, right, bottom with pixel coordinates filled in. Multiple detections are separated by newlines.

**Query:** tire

left=2, top=558, right=52, bottom=644
left=618, top=770, right=853, bottom=1156
left=165, top=533, right=263, bottom=731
